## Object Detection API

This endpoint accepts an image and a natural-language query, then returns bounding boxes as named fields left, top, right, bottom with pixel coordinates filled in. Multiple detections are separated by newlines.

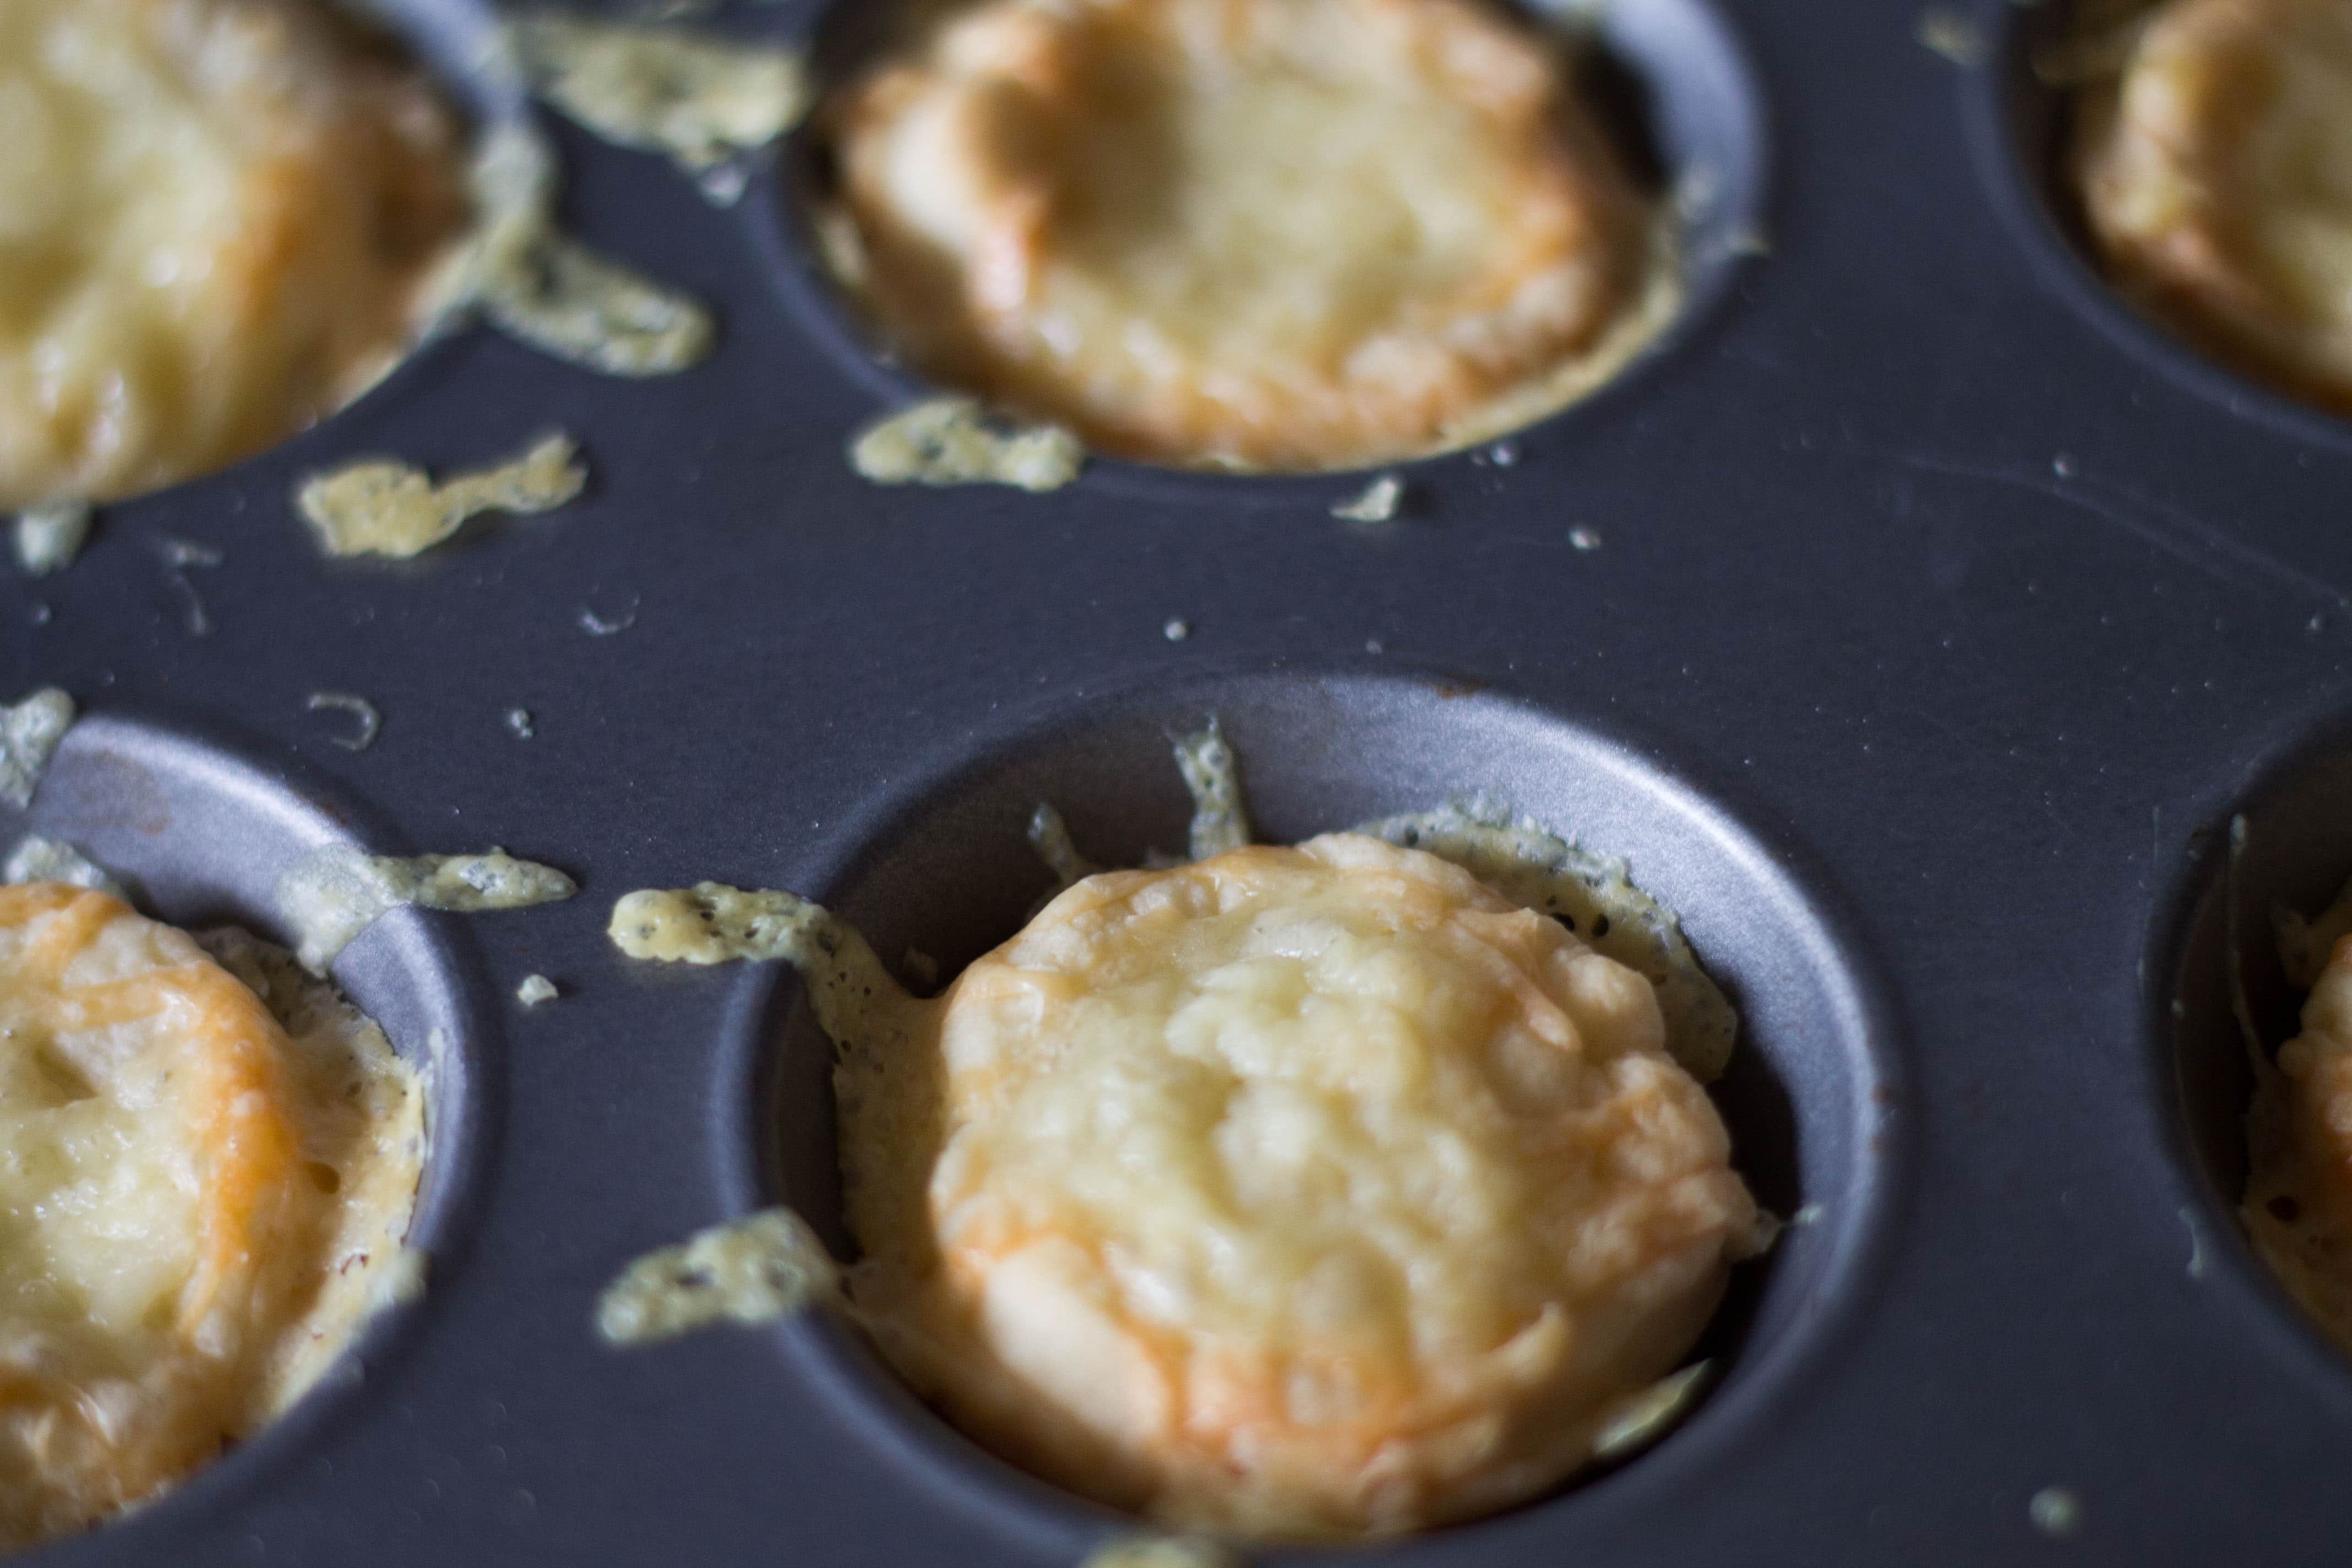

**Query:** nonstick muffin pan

left=9, top=0, right=2352, bottom=1562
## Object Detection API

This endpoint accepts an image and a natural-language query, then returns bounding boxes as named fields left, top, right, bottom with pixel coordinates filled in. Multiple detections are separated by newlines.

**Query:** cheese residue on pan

left=2073, top=0, right=2352, bottom=416
left=1330, top=475, right=1404, bottom=525
left=606, top=728, right=1755, bottom=1538
left=596, top=1208, right=840, bottom=1346
left=3, top=835, right=126, bottom=899
left=296, top=433, right=587, bottom=559
left=13, top=502, right=93, bottom=576
left=1026, top=803, right=1102, bottom=893
left=0, top=0, right=471, bottom=513
left=0, top=688, right=75, bottom=812
left=850, top=398, right=1086, bottom=492
left=277, top=845, right=577, bottom=973
left=453, top=124, right=716, bottom=377
left=2246, top=872, right=2352, bottom=1349
left=1082, top=1538, right=1243, bottom=1568
left=516, top=973, right=559, bottom=1006
left=306, top=692, right=383, bottom=751
left=0, top=888, right=422, bottom=1549
left=514, top=14, right=810, bottom=178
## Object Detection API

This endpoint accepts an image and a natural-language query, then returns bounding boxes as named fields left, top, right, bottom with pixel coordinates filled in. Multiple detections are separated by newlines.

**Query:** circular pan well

left=2155, top=716, right=2352, bottom=1406
left=756, top=0, right=1771, bottom=499
left=1965, top=0, right=2352, bottom=456
left=2, top=0, right=525, bottom=514
left=724, top=672, right=1901, bottom=1556
left=0, top=709, right=492, bottom=1549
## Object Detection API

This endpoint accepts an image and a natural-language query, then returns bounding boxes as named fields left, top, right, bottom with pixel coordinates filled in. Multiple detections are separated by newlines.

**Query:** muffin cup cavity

left=759, top=0, right=1771, bottom=497
left=718, top=672, right=1902, bottom=1553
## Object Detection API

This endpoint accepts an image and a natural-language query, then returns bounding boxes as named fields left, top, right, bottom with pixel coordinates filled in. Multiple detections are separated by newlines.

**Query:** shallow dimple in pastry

left=0, top=0, right=470, bottom=511
left=2073, top=0, right=2352, bottom=415
left=840, top=833, right=1766, bottom=1539
left=0, top=886, right=422, bottom=1549
left=824, top=0, right=1668, bottom=471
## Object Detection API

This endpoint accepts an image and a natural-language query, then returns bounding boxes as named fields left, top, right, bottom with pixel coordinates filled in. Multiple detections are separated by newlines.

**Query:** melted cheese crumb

left=515, top=15, right=810, bottom=176
left=516, top=973, right=559, bottom=1006
left=596, top=1208, right=839, bottom=1345
left=277, top=845, right=577, bottom=973
left=13, top=503, right=92, bottom=576
left=297, top=433, right=587, bottom=559
left=0, top=688, right=75, bottom=811
left=1171, top=723, right=1252, bottom=861
left=455, top=125, right=716, bottom=377
left=1355, top=801, right=1739, bottom=1082
left=1330, top=475, right=1404, bottom=524
left=2, top=836, right=124, bottom=899
left=850, top=398, right=1086, bottom=492
left=1083, top=1539, right=1242, bottom=1568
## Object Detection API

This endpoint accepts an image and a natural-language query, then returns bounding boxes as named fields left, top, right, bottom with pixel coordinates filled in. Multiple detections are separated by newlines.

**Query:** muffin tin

left=10, top=0, right=2352, bottom=1561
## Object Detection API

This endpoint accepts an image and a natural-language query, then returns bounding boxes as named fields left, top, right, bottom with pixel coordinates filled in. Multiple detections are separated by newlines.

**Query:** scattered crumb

left=1570, top=526, right=1604, bottom=551
left=609, top=883, right=834, bottom=965
left=157, top=536, right=224, bottom=570
left=2180, top=1206, right=2208, bottom=1280
left=1081, top=1538, right=1242, bottom=1568
left=457, top=125, right=716, bottom=377
left=1592, top=1362, right=1712, bottom=1460
left=2029, top=1487, right=2082, bottom=1538
left=507, top=708, right=537, bottom=739
left=298, top=433, right=586, bottom=559
left=595, top=1208, right=839, bottom=1345
left=1788, top=1202, right=1826, bottom=1227
left=1027, top=802, right=1102, bottom=892
left=307, top=692, right=383, bottom=752
left=2052, top=453, right=2076, bottom=478
left=1162, top=618, right=1190, bottom=642
left=13, top=501, right=92, bottom=576
left=3, top=835, right=126, bottom=898
left=0, top=687, right=75, bottom=810
left=1917, top=7, right=1984, bottom=66
left=1172, top=723, right=1251, bottom=862
left=580, top=601, right=639, bottom=636
left=1331, top=474, right=1403, bottom=524
left=516, top=973, right=560, bottom=1006
left=1364, top=639, right=1385, bottom=655
left=278, top=845, right=578, bottom=972
left=514, top=14, right=809, bottom=178
left=1487, top=442, right=1518, bottom=467
left=849, top=398, right=1085, bottom=492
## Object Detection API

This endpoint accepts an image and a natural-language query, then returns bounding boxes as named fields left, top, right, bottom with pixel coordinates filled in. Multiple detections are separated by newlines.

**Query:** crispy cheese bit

left=2, top=836, right=124, bottom=899
left=0, top=687, right=73, bottom=811
left=0, top=891, right=420, bottom=1548
left=1084, top=1538, right=1244, bottom=1568
left=297, top=434, right=587, bottom=559
left=1330, top=475, right=1403, bottom=524
left=277, top=845, right=578, bottom=973
left=516, top=973, right=559, bottom=1006
left=515, top=15, right=811, bottom=175
left=453, top=123, right=717, bottom=377
left=596, top=1208, right=840, bottom=1346
left=307, top=692, right=382, bottom=750
left=1591, top=1360, right=1713, bottom=1460
left=13, top=502, right=92, bottom=576
left=1172, top=723, right=1252, bottom=861
left=1026, top=803, right=1102, bottom=891
left=848, top=399, right=1085, bottom=493
left=841, top=835, right=1766, bottom=1537
left=1356, top=799, right=1739, bottom=1082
